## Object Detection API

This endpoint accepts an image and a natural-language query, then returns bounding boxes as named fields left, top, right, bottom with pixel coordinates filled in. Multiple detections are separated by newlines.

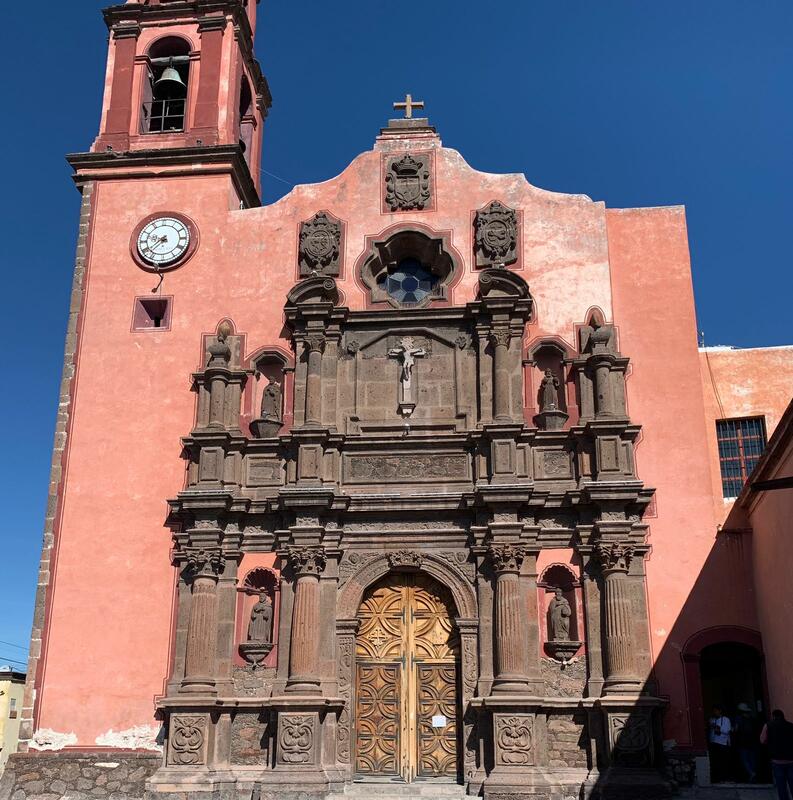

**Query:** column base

left=180, top=676, right=217, bottom=694
left=603, top=675, right=643, bottom=695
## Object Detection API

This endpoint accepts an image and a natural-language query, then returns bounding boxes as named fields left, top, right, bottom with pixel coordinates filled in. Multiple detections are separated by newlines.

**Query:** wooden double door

left=354, top=573, right=461, bottom=782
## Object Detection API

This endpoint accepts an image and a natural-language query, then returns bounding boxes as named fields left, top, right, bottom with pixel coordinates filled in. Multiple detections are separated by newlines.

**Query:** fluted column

left=488, top=545, right=530, bottom=693
left=489, top=329, right=512, bottom=422
left=303, top=335, right=326, bottom=426
left=595, top=542, right=640, bottom=692
left=286, top=547, right=326, bottom=694
left=182, top=549, right=225, bottom=693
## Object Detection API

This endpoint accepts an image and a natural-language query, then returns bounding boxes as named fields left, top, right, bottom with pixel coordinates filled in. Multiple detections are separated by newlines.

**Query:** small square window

left=132, top=296, right=172, bottom=331
left=716, top=417, right=767, bottom=498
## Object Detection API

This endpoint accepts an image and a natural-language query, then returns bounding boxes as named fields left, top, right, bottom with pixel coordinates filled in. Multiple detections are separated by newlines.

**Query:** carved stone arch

left=240, top=566, right=279, bottom=595
left=355, top=223, right=463, bottom=309
left=335, top=552, right=479, bottom=771
left=336, top=551, right=478, bottom=620
left=538, top=562, right=579, bottom=590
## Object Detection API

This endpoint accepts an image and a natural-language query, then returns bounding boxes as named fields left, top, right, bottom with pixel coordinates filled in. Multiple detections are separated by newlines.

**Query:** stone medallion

left=298, top=211, right=341, bottom=276
left=474, top=200, right=518, bottom=267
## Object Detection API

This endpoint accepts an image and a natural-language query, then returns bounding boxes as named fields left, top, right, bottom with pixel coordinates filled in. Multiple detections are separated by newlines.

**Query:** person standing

left=709, top=705, right=732, bottom=783
left=734, top=703, right=759, bottom=782
left=761, top=709, right=793, bottom=799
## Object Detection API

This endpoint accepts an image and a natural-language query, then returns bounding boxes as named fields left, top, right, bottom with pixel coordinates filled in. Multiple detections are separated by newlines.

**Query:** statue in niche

left=260, top=378, right=282, bottom=422
left=540, top=368, right=560, bottom=412
left=250, top=373, right=283, bottom=438
left=247, top=592, right=273, bottom=644
left=548, top=587, right=571, bottom=642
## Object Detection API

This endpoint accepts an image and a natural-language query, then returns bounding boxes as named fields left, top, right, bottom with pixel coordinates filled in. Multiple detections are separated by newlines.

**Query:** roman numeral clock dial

left=131, top=213, right=197, bottom=271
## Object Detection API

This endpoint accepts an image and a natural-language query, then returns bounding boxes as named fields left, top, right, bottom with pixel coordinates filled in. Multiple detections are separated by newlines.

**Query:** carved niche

left=385, top=152, right=432, bottom=211
left=298, top=211, right=341, bottom=276
left=474, top=200, right=518, bottom=268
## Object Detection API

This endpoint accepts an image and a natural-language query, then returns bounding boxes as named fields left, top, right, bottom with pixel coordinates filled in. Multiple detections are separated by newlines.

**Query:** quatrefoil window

left=380, top=258, right=438, bottom=306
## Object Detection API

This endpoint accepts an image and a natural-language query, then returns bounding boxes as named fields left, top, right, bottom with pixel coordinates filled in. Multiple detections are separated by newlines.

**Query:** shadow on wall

left=596, top=527, right=768, bottom=794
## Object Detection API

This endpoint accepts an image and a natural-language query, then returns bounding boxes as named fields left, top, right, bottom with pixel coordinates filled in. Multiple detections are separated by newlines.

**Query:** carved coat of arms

left=385, top=153, right=431, bottom=211
left=298, top=211, right=341, bottom=276
left=474, top=200, right=518, bottom=267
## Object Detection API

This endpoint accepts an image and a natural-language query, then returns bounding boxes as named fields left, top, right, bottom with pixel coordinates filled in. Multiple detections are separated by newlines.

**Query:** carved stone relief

left=385, top=153, right=432, bottom=211
left=387, top=550, right=423, bottom=569
left=609, top=713, right=653, bottom=767
left=168, top=715, right=206, bottom=766
left=344, top=454, right=469, bottom=483
left=277, top=713, right=316, bottom=765
left=474, top=200, right=518, bottom=268
left=336, top=635, right=354, bottom=763
left=494, top=714, right=534, bottom=766
left=298, top=211, right=341, bottom=276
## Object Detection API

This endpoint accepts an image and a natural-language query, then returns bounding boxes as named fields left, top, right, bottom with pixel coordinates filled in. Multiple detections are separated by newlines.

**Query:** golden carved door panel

left=354, top=573, right=460, bottom=782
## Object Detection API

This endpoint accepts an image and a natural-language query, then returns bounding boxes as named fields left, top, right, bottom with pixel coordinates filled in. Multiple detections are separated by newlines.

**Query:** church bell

left=154, top=65, right=186, bottom=96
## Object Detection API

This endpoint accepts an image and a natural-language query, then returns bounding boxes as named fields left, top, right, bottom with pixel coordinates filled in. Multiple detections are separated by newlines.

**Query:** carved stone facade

left=148, top=262, right=664, bottom=800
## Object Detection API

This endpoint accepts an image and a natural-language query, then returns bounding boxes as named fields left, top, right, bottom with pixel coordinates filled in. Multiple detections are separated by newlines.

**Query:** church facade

left=5, top=3, right=793, bottom=800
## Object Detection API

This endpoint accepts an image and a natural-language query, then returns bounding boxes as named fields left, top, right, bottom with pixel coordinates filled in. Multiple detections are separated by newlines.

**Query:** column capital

left=185, top=547, right=226, bottom=581
left=593, top=541, right=634, bottom=574
left=287, top=546, right=327, bottom=577
left=487, top=543, right=526, bottom=574
left=303, top=334, right=327, bottom=354
left=111, top=21, right=141, bottom=40
left=488, top=328, right=512, bottom=349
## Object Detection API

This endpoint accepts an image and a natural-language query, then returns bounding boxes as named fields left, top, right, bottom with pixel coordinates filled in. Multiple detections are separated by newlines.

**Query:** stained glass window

left=383, top=258, right=437, bottom=306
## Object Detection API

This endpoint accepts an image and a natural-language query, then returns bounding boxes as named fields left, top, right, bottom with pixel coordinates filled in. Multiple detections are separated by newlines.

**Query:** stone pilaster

left=488, top=544, right=531, bottom=693
left=285, top=546, right=326, bottom=694
left=181, top=548, right=225, bottom=693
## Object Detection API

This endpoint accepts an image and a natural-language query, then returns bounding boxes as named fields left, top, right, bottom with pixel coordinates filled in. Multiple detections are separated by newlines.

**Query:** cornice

left=67, top=144, right=260, bottom=208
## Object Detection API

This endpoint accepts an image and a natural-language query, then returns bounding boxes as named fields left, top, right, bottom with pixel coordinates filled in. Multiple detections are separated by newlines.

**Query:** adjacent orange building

left=2, top=2, right=791, bottom=799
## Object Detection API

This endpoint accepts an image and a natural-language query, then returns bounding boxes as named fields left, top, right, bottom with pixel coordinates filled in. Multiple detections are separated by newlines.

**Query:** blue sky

left=0, top=1, right=791, bottom=665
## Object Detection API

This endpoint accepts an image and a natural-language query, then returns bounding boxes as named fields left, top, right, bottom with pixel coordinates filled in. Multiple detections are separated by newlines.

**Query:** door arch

left=354, top=572, right=461, bottom=782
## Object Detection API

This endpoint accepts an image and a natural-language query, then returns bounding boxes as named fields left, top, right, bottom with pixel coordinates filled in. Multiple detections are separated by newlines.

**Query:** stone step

left=326, top=781, right=468, bottom=800
left=678, top=784, right=776, bottom=800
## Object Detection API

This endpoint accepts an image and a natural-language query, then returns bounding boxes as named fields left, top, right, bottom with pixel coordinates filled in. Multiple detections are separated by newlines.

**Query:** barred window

left=716, top=417, right=767, bottom=498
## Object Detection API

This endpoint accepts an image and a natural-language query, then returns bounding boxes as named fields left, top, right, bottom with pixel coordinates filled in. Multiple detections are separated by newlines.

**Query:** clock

left=131, top=212, right=198, bottom=271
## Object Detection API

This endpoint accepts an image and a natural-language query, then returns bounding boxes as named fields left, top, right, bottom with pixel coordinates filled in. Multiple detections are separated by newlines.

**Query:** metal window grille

left=142, top=98, right=186, bottom=133
left=716, top=417, right=767, bottom=498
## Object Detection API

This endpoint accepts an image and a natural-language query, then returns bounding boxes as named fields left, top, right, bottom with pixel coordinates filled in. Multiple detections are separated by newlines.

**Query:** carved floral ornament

left=488, top=328, right=512, bottom=349
left=474, top=200, right=518, bottom=268
left=303, top=333, right=326, bottom=354
left=286, top=546, right=326, bottom=576
left=387, top=550, right=423, bottom=569
left=298, top=211, right=341, bottom=276
left=487, top=544, right=526, bottom=574
left=169, top=715, right=206, bottom=765
left=594, top=541, right=634, bottom=573
left=184, top=548, right=226, bottom=580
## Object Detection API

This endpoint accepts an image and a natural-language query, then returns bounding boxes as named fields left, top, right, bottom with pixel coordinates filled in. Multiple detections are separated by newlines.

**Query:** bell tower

left=89, top=0, right=270, bottom=204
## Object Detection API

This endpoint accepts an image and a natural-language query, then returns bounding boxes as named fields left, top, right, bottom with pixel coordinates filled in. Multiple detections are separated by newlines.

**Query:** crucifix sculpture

left=388, top=336, right=427, bottom=417
left=393, top=93, right=425, bottom=119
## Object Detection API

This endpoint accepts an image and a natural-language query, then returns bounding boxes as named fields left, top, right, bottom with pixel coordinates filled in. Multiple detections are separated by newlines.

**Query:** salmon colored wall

left=607, top=208, right=759, bottom=748
left=699, top=346, right=793, bottom=521
left=40, top=135, right=619, bottom=744
left=748, top=440, right=793, bottom=713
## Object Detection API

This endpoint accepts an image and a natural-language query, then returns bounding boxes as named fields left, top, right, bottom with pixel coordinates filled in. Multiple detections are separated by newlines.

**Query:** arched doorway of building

left=700, top=642, right=765, bottom=724
left=353, top=572, right=461, bottom=783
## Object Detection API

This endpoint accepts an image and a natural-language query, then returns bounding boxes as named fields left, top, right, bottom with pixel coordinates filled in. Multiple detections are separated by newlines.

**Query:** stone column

left=489, top=329, right=512, bottom=422
left=488, top=545, right=530, bottom=692
left=182, top=548, right=225, bottom=693
left=286, top=546, right=326, bottom=694
left=595, top=542, right=640, bottom=692
left=102, top=22, right=140, bottom=143
left=303, top=335, right=326, bottom=426
left=590, top=354, right=615, bottom=418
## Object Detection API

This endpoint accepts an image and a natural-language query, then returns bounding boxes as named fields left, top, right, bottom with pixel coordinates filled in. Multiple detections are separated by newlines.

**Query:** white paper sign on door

left=431, top=715, right=447, bottom=728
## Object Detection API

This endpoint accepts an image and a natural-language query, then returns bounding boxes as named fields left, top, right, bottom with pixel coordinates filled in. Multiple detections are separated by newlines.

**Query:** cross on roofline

left=393, top=93, right=425, bottom=119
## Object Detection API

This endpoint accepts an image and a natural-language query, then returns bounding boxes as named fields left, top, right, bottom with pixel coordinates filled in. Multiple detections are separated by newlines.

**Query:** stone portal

left=354, top=572, right=461, bottom=782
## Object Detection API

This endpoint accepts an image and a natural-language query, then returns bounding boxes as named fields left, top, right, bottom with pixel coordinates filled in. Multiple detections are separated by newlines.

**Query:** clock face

left=136, top=216, right=191, bottom=267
